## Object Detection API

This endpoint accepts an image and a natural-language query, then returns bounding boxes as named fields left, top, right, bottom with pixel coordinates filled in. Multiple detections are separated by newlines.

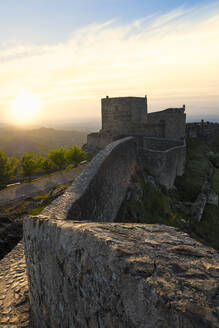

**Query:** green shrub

left=0, top=150, right=16, bottom=185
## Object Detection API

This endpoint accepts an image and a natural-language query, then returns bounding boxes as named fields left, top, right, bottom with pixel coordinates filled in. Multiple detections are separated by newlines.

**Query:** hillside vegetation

left=117, top=137, right=219, bottom=250
left=0, top=127, right=87, bottom=157
left=0, top=145, right=87, bottom=186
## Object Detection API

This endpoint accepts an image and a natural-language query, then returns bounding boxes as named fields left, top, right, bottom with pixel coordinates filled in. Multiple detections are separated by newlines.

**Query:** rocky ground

left=0, top=241, right=29, bottom=327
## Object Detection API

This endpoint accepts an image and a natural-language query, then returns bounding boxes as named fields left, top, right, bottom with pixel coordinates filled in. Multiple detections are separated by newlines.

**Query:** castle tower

left=101, top=96, right=148, bottom=135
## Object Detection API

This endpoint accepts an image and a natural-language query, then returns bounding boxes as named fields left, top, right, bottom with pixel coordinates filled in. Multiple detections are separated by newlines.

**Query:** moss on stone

left=29, top=206, right=46, bottom=216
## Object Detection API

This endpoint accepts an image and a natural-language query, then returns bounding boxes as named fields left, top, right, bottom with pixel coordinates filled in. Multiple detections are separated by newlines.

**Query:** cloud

left=1, top=2, right=219, bottom=123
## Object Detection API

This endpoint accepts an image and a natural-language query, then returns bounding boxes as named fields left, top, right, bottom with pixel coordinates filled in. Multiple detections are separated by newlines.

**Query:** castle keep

left=87, top=96, right=186, bottom=152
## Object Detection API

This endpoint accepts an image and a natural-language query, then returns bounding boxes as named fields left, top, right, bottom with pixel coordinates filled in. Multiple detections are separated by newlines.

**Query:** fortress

left=87, top=96, right=186, bottom=153
left=86, top=96, right=186, bottom=189
left=22, top=96, right=219, bottom=328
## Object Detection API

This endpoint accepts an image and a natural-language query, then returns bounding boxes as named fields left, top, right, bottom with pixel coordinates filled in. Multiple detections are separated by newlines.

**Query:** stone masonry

left=87, top=96, right=186, bottom=154
left=23, top=136, right=219, bottom=327
left=24, top=219, right=219, bottom=328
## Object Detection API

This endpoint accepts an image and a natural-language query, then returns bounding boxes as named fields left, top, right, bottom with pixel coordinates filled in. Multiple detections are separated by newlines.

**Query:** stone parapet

left=24, top=219, right=219, bottom=328
left=138, top=137, right=186, bottom=188
left=41, top=137, right=137, bottom=222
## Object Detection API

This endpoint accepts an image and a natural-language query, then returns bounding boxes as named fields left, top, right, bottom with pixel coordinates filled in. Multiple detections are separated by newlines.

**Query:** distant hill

left=0, top=127, right=87, bottom=157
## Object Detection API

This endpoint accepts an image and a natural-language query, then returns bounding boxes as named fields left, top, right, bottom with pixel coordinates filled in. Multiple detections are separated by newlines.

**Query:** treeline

left=0, top=146, right=87, bottom=186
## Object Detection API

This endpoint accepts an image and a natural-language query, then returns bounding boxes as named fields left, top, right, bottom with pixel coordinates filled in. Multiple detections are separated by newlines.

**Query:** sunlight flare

left=10, top=92, right=41, bottom=125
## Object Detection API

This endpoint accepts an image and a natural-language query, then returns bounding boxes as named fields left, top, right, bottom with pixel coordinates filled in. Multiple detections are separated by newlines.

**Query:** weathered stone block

left=24, top=218, right=219, bottom=328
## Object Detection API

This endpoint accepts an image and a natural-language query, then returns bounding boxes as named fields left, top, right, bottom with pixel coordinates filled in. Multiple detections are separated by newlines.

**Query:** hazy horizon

left=0, top=0, right=219, bottom=127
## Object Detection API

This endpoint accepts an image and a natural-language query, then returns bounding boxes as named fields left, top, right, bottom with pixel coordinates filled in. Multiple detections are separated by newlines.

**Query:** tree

left=65, top=146, right=87, bottom=165
left=48, top=148, right=67, bottom=169
left=20, top=153, right=38, bottom=178
left=10, top=156, right=19, bottom=176
left=39, top=157, right=55, bottom=172
left=0, top=150, right=14, bottom=186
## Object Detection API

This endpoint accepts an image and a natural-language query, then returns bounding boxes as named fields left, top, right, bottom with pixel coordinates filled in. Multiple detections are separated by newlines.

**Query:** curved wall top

left=41, top=136, right=137, bottom=222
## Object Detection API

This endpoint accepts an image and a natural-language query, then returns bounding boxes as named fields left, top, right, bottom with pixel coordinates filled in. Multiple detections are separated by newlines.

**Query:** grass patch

left=189, top=205, right=219, bottom=250
left=33, top=194, right=49, bottom=200
left=117, top=172, right=182, bottom=228
left=29, top=206, right=46, bottom=216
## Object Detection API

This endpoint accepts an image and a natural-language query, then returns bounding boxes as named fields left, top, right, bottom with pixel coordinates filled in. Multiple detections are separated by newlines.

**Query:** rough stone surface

left=148, top=108, right=186, bottom=140
left=101, top=96, right=148, bottom=134
left=0, top=241, right=30, bottom=327
left=24, top=218, right=219, bottom=328
left=138, top=137, right=186, bottom=189
left=42, top=137, right=137, bottom=221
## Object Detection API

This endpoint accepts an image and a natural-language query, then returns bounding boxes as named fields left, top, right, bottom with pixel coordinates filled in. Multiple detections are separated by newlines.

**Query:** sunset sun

left=10, top=92, right=41, bottom=125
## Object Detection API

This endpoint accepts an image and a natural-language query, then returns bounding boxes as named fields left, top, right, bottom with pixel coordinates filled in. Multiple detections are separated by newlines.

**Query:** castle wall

left=23, top=137, right=218, bottom=327
left=24, top=218, right=219, bottom=328
left=186, top=122, right=219, bottom=141
left=87, top=132, right=114, bottom=150
left=101, top=96, right=147, bottom=135
left=138, top=137, right=186, bottom=188
left=148, top=108, right=186, bottom=140
left=41, top=137, right=137, bottom=222
left=142, top=137, right=183, bottom=150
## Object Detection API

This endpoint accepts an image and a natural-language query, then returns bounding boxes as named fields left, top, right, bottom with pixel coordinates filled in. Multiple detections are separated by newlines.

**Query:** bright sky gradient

left=1, top=0, right=219, bottom=125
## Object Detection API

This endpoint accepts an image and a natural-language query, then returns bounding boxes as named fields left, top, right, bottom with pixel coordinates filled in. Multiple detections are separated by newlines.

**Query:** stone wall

left=86, top=136, right=186, bottom=190
left=101, top=96, right=147, bottom=134
left=24, top=218, right=219, bottom=328
left=42, top=137, right=137, bottom=222
left=186, top=121, right=219, bottom=141
left=142, top=137, right=183, bottom=151
left=148, top=108, right=186, bottom=140
left=23, top=136, right=218, bottom=328
left=138, top=137, right=186, bottom=188
left=87, top=132, right=113, bottom=150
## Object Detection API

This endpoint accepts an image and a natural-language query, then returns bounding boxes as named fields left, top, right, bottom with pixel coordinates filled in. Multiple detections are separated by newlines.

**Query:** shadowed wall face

left=41, top=137, right=137, bottom=222
left=148, top=108, right=186, bottom=140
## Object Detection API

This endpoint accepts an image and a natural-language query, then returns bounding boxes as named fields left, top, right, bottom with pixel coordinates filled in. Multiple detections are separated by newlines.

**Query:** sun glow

left=10, top=92, right=41, bottom=125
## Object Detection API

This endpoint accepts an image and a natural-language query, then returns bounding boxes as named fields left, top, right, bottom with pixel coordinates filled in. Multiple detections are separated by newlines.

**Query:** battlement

left=149, top=107, right=185, bottom=115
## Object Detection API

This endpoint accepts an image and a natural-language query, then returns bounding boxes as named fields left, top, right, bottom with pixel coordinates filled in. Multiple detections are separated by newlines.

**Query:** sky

left=0, top=0, right=219, bottom=127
